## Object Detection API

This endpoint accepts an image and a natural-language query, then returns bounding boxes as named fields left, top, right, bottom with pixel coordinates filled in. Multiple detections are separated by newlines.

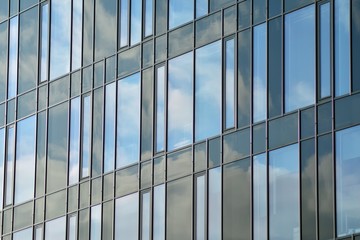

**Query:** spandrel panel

left=7, top=98, right=15, bottom=124
left=115, top=165, right=138, bottom=197
left=168, top=24, right=193, bottom=58
left=17, top=90, right=36, bottom=119
left=13, top=202, right=32, bottom=231
left=38, top=85, right=47, bottom=111
left=195, top=12, right=221, bottom=47
left=103, top=173, right=114, bottom=201
left=115, top=192, right=139, bottom=240
left=80, top=181, right=90, bottom=209
left=155, top=35, right=166, bottom=63
left=118, top=46, right=140, bottom=77
left=45, top=190, right=66, bottom=220
left=68, top=186, right=78, bottom=213
left=94, top=61, right=104, bottom=88
left=301, top=107, right=315, bottom=139
left=317, top=102, right=332, bottom=134
left=91, top=177, right=102, bottom=205
left=0, top=103, right=4, bottom=127
left=35, top=198, right=44, bottom=223
left=209, top=137, right=221, bottom=168
left=169, top=0, right=193, bottom=29
left=71, top=71, right=81, bottom=97
left=253, top=123, right=265, bottom=154
left=167, top=148, right=192, bottom=181
left=223, top=128, right=250, bottom=163
left=142, top=40, right=153, bottom=67
left=268, top=113, right=298, bottom=150
left=285, top=0, right=313, bottom=12
left=49, top=76, right=69, bottom=106
left=153, top=156, right=165, bottom=185
left=224, top=6, right=236, bottom=36
left=0, top=22, right=7, bottom=102
left=141, top=160, right=152, bottom=189
left=335, top=93, right=360, bottom=130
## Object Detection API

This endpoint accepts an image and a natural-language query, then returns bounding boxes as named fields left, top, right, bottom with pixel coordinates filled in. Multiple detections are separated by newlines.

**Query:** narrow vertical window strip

left=156, top=66, right=165, bottom=153
left=208, top=167, right=221, bottom=239
left=104, top=82, right=116, bottom=173
left=69, top=97, right=80, bottom=185
left=40, top=3, right=49, bottom=82
left=225, top=38, right=235, bottom=129
left=196, top=175, right=205, bottom=240
left=120, top=0, right=129, bottom=47
left=0, top=128, right=5, bottom=209
left=5, top=126, right=15, bottom=205
left=8, top=16, right=18, bottom=99
left=141, top=191, right=151, bottom=240
left=144, top=0, right=153, bottom=37
left=72, top=0, right=83, bottom=70
left=82, top=95, right=91, bottom=178
left=320, top=2, right=331, bottom=99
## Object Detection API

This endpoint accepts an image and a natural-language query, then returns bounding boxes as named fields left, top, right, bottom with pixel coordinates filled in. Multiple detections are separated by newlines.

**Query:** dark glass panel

left=195, top=174, right=205, bottom=240
left=49, top=76, right=69, bottom=106
left=167, top=147, right=192, bottom=181
left=7, top=98, right=15, bottom=123
left=45, top=190, right=66, bottom=220
left=13, top=202, right=32, bottom=230
left=103, top=173, right=113, bottom=201
left=209, top=137, right=221, bottom=168
left=154, top=156, right=165, bottom=185
left=79, top=209, right=89, bottom=240
left=71, top=71, right=81, bottom=97
left=80, top=181, right=90, bottom=209
left=301, top=107, right=315, bottom=139
left=269, top=0, right=282, bottom=18
left=320, top=2, right=331, bottom=98
left=116, top=165, right=138, bottom=197
left=17, top=90, right=36, bottom=119
left=194, top=142, right=206, bottom=172
left=38, top=85, right=47, bottom=111
left=268, top=16, right=283, bottom=118
left=168, top=24, right=193, bottom=58
left=353, top=0, right=360, bottom=92
left=238, top=1, right=250, bottom=30
left=223, top=158, right=251, bottom=240
left=169, top=0, right=193, bottom=29
left=155, top=35, right=166, bottom=63
left=155, top=0, right=167, bottom=35
left=102, top=201, right=113, bottom=240
left=253, top=123, right=265, bottom=154
left=115, top=192, right=139, bottom=240
left=0, top=22, right=7, bottom=102
left=95, top=0, right=116, bottom=60
left=105, top=55, right=116, bottom=83
left=285, top=0, right=313, bottom=12
left=0, top=0, right=8, bottom=22
left=317, top=102, right=332, bottom=134
left=153, top=184, right=165, bottom=240
left=118, top=46, right=140, bottom=78
left=35, top=111, right=46, bottom=197
left=94, top=61, right=104, bottom=88
left=143, top=40, right=153, bottom=67
left=18, top=6, right=38, bottom=94
left=68, top=186, right=78, bottom=213
left=82, top=65, right=92, bottom=93
left=268, top=113, right=298, bottom=150
left=167, top=176, right=192, bottom=240
left=224, top=6, right=236, bottom=36
left=318, top=135, right=334, bottom=240
left=195, top=12, right=221, bottom=47
left=210, top=0, right=234, bottom=12
left=237, top=29, right=251, bottom=127
left=253, top=0, right=266, bottom=24
left=91, top=177, right=102, bottom=205
left=47, top=103, right=68, bottom=193
left=141, top=69, right=153, bottom=160
left=301, top=139, right=316, bottom=239
left=141, top=160, right=152, bottom=189
left=223, top=128, right=250, bottom=163
left=335, top=93, right=360, bottom=130
left=83, top=0, right=94, bottom=66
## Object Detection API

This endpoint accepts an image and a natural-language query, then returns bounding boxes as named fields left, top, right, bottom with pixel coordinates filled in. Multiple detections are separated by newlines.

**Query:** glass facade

left=0, top=0, right=360, bottom=239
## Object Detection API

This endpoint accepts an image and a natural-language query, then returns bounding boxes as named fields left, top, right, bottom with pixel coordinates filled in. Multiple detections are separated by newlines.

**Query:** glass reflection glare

left=225, top=38, right=235, bottom=129
left=104, top=83, right=116, bottom=173
left=8, top=16, right=18, bottom=99
left=156, top=66, right=165, bottom=152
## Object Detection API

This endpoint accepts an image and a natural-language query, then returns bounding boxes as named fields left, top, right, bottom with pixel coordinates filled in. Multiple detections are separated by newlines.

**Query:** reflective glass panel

left=320, top=3, right=330, bottom=98
left=35, top=225, right=43, bottom=240
left=115, top=192, right=139, bottom=240
left=167, top=147, right=192, bottom=181
left=8, top=16, right=18, bottom=99
left=141, top=69, right=153, bottom=161
left=14, top=115, right=36, bottom=204
left=253, top=23, right=267, bottom=123
left=195, top=12, right=221, bottom=47
left=196, top=0, right=207, bottom=17
left=117, top=73, right=140, bottom=168
left=195, top=41, right=221, bottom=141
left=168, top=23, right=193, bottom=58
left=5, top=126, right=15, bottom=205
left=145, top=0, right=153, bottom=37
left=91, top=205, right=101, bottom=240
left=13, top=202, right=32, bottom=231
left=69, top=215, right=77, bottom=240
left=92, top=88, right=103, bottom=177
left=36, top=112, right=46, bottom=197
left=141, top=191, right=151, bottom=240
left=82, top=95, right=91, bottom=177
left=83, top=0, right=94, bottom=66
left=169, top=0, right=194, bottom=29
left=155, top=0, right=167, bottom=35
left=79, top=209, right=90, bottom=240
left=156, top=66, right=165, bottom=152
left=0, top=23, right=7, bottom=102
left=196, top=174, right=205, bottom=240
left=285, top=5, right=315, bottom=112
left=104, top=82, right=116, bottom=172
left=153, top=184, right=165, bottom=240
left=168, top=52, right=193, bottom=151
left=0, top=128, right=4, bottom=209
left=209, top=167, right=221, bottom=240
left=269, top=144, right=299, bottom=240
left=119, top=0, right=129, bottom=47
left=45, top=217, right=66, bottom=240
left=225, top=38, right=235, bottom=129
left=13, top=227, right=32, bottom=240
left=69, top=97, right=80, bottom=185
left=336, top=125, right=360, bottom=236
left=102, top=201, right=113, bottom=240
left=131, top=0, right=142, bottom=45
left=0, top=0, right=8, bottom=21
left=50, top=0, right=71, bottom=80
left=335, top=0, right=350, bottom=96
left=72, top=0, right=82, bottom=70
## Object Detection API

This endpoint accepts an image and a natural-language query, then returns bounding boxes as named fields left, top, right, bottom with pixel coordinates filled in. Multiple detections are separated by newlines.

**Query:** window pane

left=156, top=66, right=165, bottom=152
left=119, top=0, right=129, bottom=47
left=269, top=143, right=299, bottom=240
left=36, top=112, right=46, bottom=197
left=14, top=115, right=36, bottom=204
left=91, top=205, right=101, bottom=240
left=79, top=209, right=90, bottom=240
left=13, top=202, right=32, bottom=231
left=104, top=82, right=116, bottom=172
left=225, top=38, right=235, bottom=129
left=169, top=0, right=194, bottom=29
left=0, top=128, right=4, bottom=209
left=155, top=0, right=167, bottom=35
left=195, top=12, right=221, bottom=47
left=0, top=22, right=7, bottom=101
left=0, top=0, right=8, bottom=22
left=102, top=201, right=113, bottom=240
left=195, top=41, right=221, bottom=141
left=130, top=0, right=142, bottom=45
left=68, top=215, right=77, bottom=240
left=168, top=23, right=193, bottom=58
left=45, top=217, right=66, bottom=240
left=153, top=184, right=165, bottom=240
left=168, top=52, right=193, bottom=151
left=83, top=0, right=94, bottom=66
left=115, top=192, right=139, bottom=240
left=8, top=16, right=18, bottom=99
left=167, top=147, right=192, bottom=181
left=82, top=95, right=91, bottom=177
left=141, top=69, right=153, bottom=161
left=144, top=0, right=153, bottom=36
left=196, top=0, right=207, bottom=18
left=210, top=0, right=234, bottom=12
left=13, top=227, right=32, bottom=240
left=253, top=0, right=266, bottom=24
left=336, top=125, right=360, bottom=236
left=117, top=73, right=140, bottom=168
left=320, top=3, right=330, bottom=98
left=253, top=23, right=267, bottom=123
left=196, top=175, right=205, bottom=240
left=92, top=88, right=103, bottom=176
left=69, top=97, right=80, bottom=185
left=209, top=167, right=221, bottom=240
left=285, top=5, right=315, bottom=112
left=72, top=0, right=82, bottom=70
left=335, top=0, right=350, bottom=96
left=141, top=191, right=151, bottom=240
left=35, top=225, right=43, bottom=240
left=50, top=0, right=71, bottom=80
left=5, top=126, right=15, bottom=205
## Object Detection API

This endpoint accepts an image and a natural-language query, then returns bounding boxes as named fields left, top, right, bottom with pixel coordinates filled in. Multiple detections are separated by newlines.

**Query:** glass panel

left=102, top=201, right=113, bottom=240
left=115, top=165, right=138, bottom=197
left=210, top=0, right=234, bottom=12
left=115, top=192, right=139, bottom=240
left=168, top=24, right=193, bottom=58
left=0, top=104, right=4, bottom=127
left=82, top=95, right=91, bottom=177
left=82, top=65, right=92, bottom=93
left=10, top=0, right=18, bottom=16
left=285, top=0, right=313, bottom=12
left=285, top=5, right=315, bottom=112
left=335, top=94, right=360, bottom=130
left=167, top=148, right=192, bottom=181
left=79, top=209, right=89, bottom=240
left=268, top=113, right=298, bottom=150
left=17, top=90, right=36, bottom=119
left=141, top=161, right=151, bottom=189
left=352, top=0, right=360, bottom=92
left=13, top=227, right=32, bottom=240
left=40, top=3, right=48, bottom=82
left=104, top=82, right=116, bottom=172
left=36, top=111, right=46, bottom=197
left=224, top=6, right=236, bottom=36
left=46, top=190, right=66, bottom=220
left=50, top=0, right=71, bottom=80
left=208, top=137, right=221, bottom=168
left=95, top=0, right=116, bottom=60
left=144, top=0, right=153, bottom=37
left=169, top=0, right=193, bottom=29
left=156, top=66, right=165, bottom=152
left=301, top=107, right=315, bottom=139
left=318, top=102, right=332, bottom=134
left=13, top=202, right=32, bottom=230
left=119, top=0, right=129, bottom=47
left=117, top=73, right=140, bottom=168
left=80, top=181, right=90, bottom=209
left=238, top=1, right=250, bottom=30
left=91, top=205, right=101, bottom=240
left=167, top=176, right=192, bottom=240
left=225, top=38, right=235, bottom=129
left=105, top=55, right=116, bottom=83
left=18, top=6, right=37, bottom=93
left=155, top=0, right=167, bottom=35
left=196, top=174, right=205, bottom=240
left=0, top=22, right=7, bottom=102
left=68, top=185, right=78, bottom=213
left=49, top=76, right=69, bottom=106
left=195, top=12, right=221, bottom=47
left=35, top=225, right=43, bottom=240
left=153, top=184, right=165, bottom=240
left=168, top=52, right=193, bottom=151
left=3, top=209, right=12, bottom=234
left=83, top=0, right=94, bottom=66
left=320, top=2, right=331, bottom=98
left=35, top=198, right=44, bottom=223
left=5, top=126, right=15, bottom=205
left=155, top=35, right=166, bottom=63
left=72, top=0, right=82, bottom=70
left=0, top=128, right=4, bottom=209
left=253, top=153, right=267, bottom=240
left=223, top=128, right=250, bottom=163
left=208, top=167, right=221, bottom=240
left=196, top=0, right=207, bottom=18
left=47, top=102, right=68, bottom=193
left=253, top=123, right=266, bottom=154
left=71, top=71, right=81, bottom=97
left=130, top=0, right=142, bottom=45
left=14, top=115, right=36, bottom=204
left=0, top=0, right=8, bottom=22
left=8, top=16, right=18, bottom=99
left=118, top=46, right=140, bottom=77
left=141, top=191, right=151, bottom=240
left=194, top=142, right=206, bottom=172
left=153, top=156, right=165, bottom=185
left=141, top=68, right=153, bottom=161
left=68, top=215, right=77, bottom=240
left=92, top=88, right=103, bottom=177
left=91, top=178, right=102, bottom=205
left=253, top=0, right=266, bottom=24
left=269, top=144, right=299, bottom=240
left=94, top=61, right=103, bottom=88
left=253, top=23, right=267, bottom=123
left=336, top=125, right=360, bottom=236
left=103, top=173, right=113, bottom=201
left=142, top=40, right=153, bottom=67
left=195, top=41, right=221, bottom=141
left=269, top=0, right=281, bottom=18
left=335, top=0, right=350, bottom=96
left=7, top=98, right=15, bottom=123
left=69, top=97, right=80, bottom=185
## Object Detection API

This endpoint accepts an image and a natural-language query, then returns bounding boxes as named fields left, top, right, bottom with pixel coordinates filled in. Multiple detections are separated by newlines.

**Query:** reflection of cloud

left=209, top=167, right=221, bottom=239
left=91, top=205, right=102, bottom=238
left=8, top=17, right=18, bottom=98
left=130, top=0, right=142, bottom=45
left=72, top=0, right=82, bottom=70
left=69, top=97, right=80, bottom=185
left=13, top=226, right=32, bottom=240
left=196, top=12, right=221, bottom=46
left=45, top=217, right=66, bottom=240
left=115, top=193, right=139, bottom=240
left=169, top=0, right=193, bottom=29
left=0, top=23, right=7, bottom=98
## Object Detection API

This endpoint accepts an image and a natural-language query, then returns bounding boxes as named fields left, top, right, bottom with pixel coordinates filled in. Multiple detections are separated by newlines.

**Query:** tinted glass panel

left=68, top=215, right=77, bottom=240
left=46, top=190, right=66, bottom=220
left=141, top=69, right=153, bottom=160
left=224, top=6, right=236, bottom=36
left=104, top=83, right=116, bottom=172
left=49, top=76, right=69, bottom=106
left=155, top=0, right=167, bottom=35
left=144, top=0, right=153, bottom=37
left=115, top=192, right=139, bottom=240
left=13, top=202, right=32, bottom=230
left=209, top=167, right=221, bottom=239
left=238, top=1, right=250, bottom=30
left=155, top=35, right=166, bottom=63
left=0, top=128, right=4, bottom=209
left=142, top=40, right=153, bottom=67
left=119, top=0, right=128, bottom=47
left=115, top=165, right=138, bottom=197
left=69, top=97, right=80, bottom=185
left=0, top=23, right=7, bottom=101
left=168, top=24, right=193, bottom=58
left=194, top=142, right=206, bottom=172
left=92, top=88, right=103, bottom=176
left=335, top=94, right=360, bottom=130
left=156, top=66, right=165, bottom=152
left=79, top=209, right=89, bottom=240
left=196, top=174, right=205, bottom=240
left=268, top=113, right=298, bottom=150
left=153, top=184, right=165, bottom=240
left=0, top=0, right=8, bottom=21
left=8, top=16, right=18, bottom=99
left=40, top=3, right=49, bottom=82
left=36, top=112, right=46, bottom=197
left=253, top=123, right=266, bottom=154
left=118, top=46, right=141, bottom=77
left=130, top=0, right=142, bottom=45
left=317, top=102, right=332, bottom=134
left=72, top=0, right=82, bottom=70
left=225, top=38, right=235, bottom=129
left=209, top=137, right=221, bottom=168
left=169, top=0, right=193, bottom=29
left=352, top=0, right=360, bottom=92
left=196, top=0, right=207, bottom=17
left=5, top=126, right=15, bottom=205
left=17, top=90, right=36, bottom=119
left=195, top=12, right=221, bottom=47
left=223, top=128, right=250, bottom=163
left=82, top=95, right=91, bottom=177
left=45, top=217, right=66, bottom=240
left=167, top=148, right=192, bottom=181
left=153, top=156, right=165, bottom=185
left=102, top=201, right=113, bottom=240
left=83, top=0, right=94, bottom=65
left=210, top=0, right=233, bottom=11
left=141, top=191, right=151, bottom=240
left=320, top=2, right=331, bottom=98
left=301, top=107, right=315, bottom=139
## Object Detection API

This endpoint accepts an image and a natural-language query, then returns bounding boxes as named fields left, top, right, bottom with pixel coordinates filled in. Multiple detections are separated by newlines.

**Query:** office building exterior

left=0, top=0, right=360, bottom=239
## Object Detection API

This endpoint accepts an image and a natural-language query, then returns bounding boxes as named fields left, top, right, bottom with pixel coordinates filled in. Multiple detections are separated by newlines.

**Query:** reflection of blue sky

left=6, top=126, right=15, bottom=205
left=40, top=4, right=49, bottom=82
left=269, top=144, right=299, bottom=240
left=91, top=205, right=102, bottom=239
left=225, top=39, right=235, bottom=128
left=209, top=167, right=221, bottom=239
left=0, top=23, right=7, bottom=101
left=320, top=3, right=330, bottom=98
left=72, top=0, right=82, bottom=70
left=154, top=184, right=165, bottom=240
left=50, top=0, right=71, bottom=80
left=117, top=73, right=140, bottom=168
left=13, top=227, right=32, bottom=240
left=253, top=23, right=267, bottom=123
left=168, top=52, right=193, bottom=151
left=285, top=5, right=315, bottom=113
left=144, top=0, right=153, bottom=36
left=120, top=0, right=129, bottom=47
left=131, top=0, right=142, bottom=45
left=69, top=97, right=80, bottom=185
left=336, top=126, right=360, bottom=236
left=156, top=66, right=165, bottom=152
left=104, top=83, right=116, bottom=172
left=196, top=0, right=207, bottom=17
left=115, top=192, right=138, bottom=240
left=8, top=17, right=18, bottom=99
left=82, top=95, right=91, bottom=177
left=195, top=41, right=221, bottom=141
left=169, top=0, right=194, bottom=29
left=14, top=115, right=36, bottom=205
left=45, top=217, right=66, bottom=240
left=0, top=129, right=4, bottom=209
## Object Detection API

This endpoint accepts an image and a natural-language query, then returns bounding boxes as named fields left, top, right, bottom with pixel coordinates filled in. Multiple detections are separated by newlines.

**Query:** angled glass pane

left=168, top=52, right=193, bottom=151
left=156, top=66, right=165, bottom=152
left=40, top=3, right=49, bottom=82
left=0, top=22, right=7, bottom=102
left=82, top=95, right=91, bottom=178
left=115, top=192, right=139, bottom=240
left=104, top=82, right=116, bottom=172
left=195, top=41, right=221, bottom=142
left=320, top=2, right=330, bottom=98
left=169, top=0, right=194, bottom=29
left=153, top=184, right=165, bottom=240
left=144, top=0, right=153, bottom=37
left=72, top=0, right=82, bottom=70
left=130, top=0, right=142, bottom=45
left=336, top=125, right=360, bottom=237
left=91, top=205, right=101, bottom=240
left=8, top=16, right=18, bottom=99
left=45, top=217, right=66, bottom=240
left=50, top=0, right=71, bottom=80
left=285, top=5, right=315, bottom=112
left=5, top=126, right=15, bottom=205
left=117, top=73, right=140, bottom=168
left=13, top=227, right=32, bottom=240
left=69, top=97, right=80, bottom=185
left=14, top=115, right=36, bottom=204
left=269, top=144, right=299, bottom=240
left=196, top=174, right=205, bottom=240
left=209, top=167, right=221, bottom=240
left=225, top=38, right=235, bottom=129
left=141, top=191, right=151, bottom=240
left=0, top=128, right=4, bottom=209
left=119, top=0, right=129, bottom=47
left=335, top=0, right=350, bottom=96
left=253, top=23, right=267, bottom=123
